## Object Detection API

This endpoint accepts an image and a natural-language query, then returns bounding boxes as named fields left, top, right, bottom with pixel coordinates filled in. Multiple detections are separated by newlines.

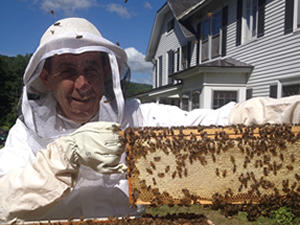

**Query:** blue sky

left=0, top=0, right=167, bottom=84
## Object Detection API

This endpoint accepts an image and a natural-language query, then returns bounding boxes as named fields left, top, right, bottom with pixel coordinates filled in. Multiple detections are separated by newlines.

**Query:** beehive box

left=123, top=124, right=300, bottom=219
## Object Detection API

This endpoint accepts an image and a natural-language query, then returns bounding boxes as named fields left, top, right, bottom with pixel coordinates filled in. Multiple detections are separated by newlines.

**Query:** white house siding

left=155, top=11, right=187, bottom=86
left=226, top=0, right=300, bottom=97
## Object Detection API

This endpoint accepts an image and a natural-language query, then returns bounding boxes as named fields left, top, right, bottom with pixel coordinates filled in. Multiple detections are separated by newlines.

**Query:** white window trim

left=278, top=78, right=300, bottom=97
left=294, top=0, right=300, bottom=32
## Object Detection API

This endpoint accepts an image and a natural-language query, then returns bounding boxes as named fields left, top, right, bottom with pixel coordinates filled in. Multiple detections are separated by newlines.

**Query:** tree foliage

left=0, top=54, right=31, bottom=130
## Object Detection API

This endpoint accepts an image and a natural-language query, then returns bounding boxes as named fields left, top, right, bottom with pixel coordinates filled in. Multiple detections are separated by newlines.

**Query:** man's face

left=40, top=52, right=109, bottom=124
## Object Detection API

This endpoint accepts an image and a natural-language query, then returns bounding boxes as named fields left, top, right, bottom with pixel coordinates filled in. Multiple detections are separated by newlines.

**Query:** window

left=168, top=50, right=175, bottom=76
left=282, top=84, right=300, bottom=96
left=285, top=0, right=300, bottom=33
left=236, top=0, right=265, bottom=45
left=270, top=83, right=300, bottom=97
left=243, top=0, right=258, bottom=42
left=181, top=42, right=191, bottom=70
left=269, top=85, right=278, bottom=98
left=167, top=18, right=175, bottom=32
left=246, top=88, right=253, bottom=100
left=200, top=10, right=225, bottom=62
left=192, top=89, right=201, bottom=109
left=213, top=91, right=237, bottom=109
left=181, top=91, right=190, bottom=111
left=211, top=12, right=221, bottom=58
left=201, top=19, right=210, bottom=62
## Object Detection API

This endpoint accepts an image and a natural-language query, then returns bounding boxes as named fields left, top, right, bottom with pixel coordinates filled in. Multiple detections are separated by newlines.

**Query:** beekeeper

left=0, top=17, right=299, bottom=223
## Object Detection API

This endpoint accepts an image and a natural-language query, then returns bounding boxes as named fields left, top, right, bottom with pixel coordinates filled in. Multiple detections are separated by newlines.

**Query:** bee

left=178, top=171, right=182, bottom=178
left=277, top=163, right=282, bottom=170
left=238, top=185, right=243, bottom=192
left=216, top=168, right=219, bottom=176
left=255, top=160, right=259, bottom=168
left=184, top=168, right=188, bottom=177
left=291, top=154, right=295, bottom=163
left=157, top=173, right=165, bottom=178
left=233, top=164, right=237, bottom=173
left=76, top=35, right=83, bottom=39
left=50, top=10, right=54, bottom=15
left=230, top=155, right=235, bottom=164
left=146, top=168, right=153, bottom=175
left=279, top=153, right=284, bottom=161
left=165, top=165, right=170, bottom=173
left=286, top=165, right=294, bottom=170
left=154, top=156, right=161, bottom=162
left=150, top=161, right=156, bottom=170
left=295, top=174, right=300, bottom=181
left=147, top=185, right=151, bottom=192
left=172, top=171, right=177, bottom=179
left=222, top=170, right=227, bottom=178
left=152, top=177, right=157, bottom=185
left=263, top=167, right=270, bottom=176
left=53, top=22, right=60, bottom=26
left=212, top=153, right=216, bottom=162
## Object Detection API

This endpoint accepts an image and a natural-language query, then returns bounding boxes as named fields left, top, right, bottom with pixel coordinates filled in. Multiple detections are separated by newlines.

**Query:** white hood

left=21, top=18, right=130, bottom=145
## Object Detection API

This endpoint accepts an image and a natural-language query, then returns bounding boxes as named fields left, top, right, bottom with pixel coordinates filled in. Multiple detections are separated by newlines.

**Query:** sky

left=0, top=0, right=167, bottom=84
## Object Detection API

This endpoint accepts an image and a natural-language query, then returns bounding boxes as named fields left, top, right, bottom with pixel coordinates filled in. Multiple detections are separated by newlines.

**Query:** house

left=133, top=0, right=300, bottom=111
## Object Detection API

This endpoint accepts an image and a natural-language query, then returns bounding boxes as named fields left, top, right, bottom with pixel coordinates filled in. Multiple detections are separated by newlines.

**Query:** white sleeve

left=229, top=95, right=300, bottom=125
left=0, top=120, right=77, bottom=223
left=140, top=102, right=236, bottom=127
left=0, top=119, right=34, bottom=176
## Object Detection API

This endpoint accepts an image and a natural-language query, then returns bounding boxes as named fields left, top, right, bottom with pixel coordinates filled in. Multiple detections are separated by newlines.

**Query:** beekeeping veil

left=21, top=18, right=130, bottom=144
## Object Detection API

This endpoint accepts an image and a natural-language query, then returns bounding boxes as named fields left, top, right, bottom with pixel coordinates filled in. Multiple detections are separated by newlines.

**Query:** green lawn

left=145, top=204, right=299, bottom=225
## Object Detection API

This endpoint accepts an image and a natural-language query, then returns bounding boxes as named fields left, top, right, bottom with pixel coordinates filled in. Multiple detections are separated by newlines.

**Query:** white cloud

left=144, top=2, right=152, bottom=9
left=105, top=3, right=131, bottom=19
left=35, top=0, right=97, bottom=15
left=125, top=47, right=153, bottom=84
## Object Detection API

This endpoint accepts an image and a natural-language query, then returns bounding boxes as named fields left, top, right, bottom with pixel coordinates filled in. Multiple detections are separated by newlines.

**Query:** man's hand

left=59, top=122, right=127, bottom=174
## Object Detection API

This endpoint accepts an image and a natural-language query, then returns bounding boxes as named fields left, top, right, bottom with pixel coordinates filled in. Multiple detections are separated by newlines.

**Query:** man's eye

left=60, top=69, right=77, bottom=77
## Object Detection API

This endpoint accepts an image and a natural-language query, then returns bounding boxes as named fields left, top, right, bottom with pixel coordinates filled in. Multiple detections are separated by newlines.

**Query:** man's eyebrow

left=85, top=60, right=101, bottom=67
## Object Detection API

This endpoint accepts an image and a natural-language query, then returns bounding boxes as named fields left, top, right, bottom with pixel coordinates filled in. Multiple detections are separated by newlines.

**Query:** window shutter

left=196, top=22, right=201, bottom=64
left=285, top=0, right=294, bottom=34
left=236, top=0, right=243, bottom=46
left=269, top=85, right=278, bottom=98
left=257, top=0, right=266, bottom=37
left=246, top=88, right=253, bottom=100
left=176, top=47, right=180, bottom=72
left=154, top=59, right=157, bottom=88
left=187, top=41, right=191, bottom=68
left=222, top=6, right=228, bottom=56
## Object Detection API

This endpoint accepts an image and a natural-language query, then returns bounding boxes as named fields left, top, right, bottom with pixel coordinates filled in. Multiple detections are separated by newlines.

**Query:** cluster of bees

left=123, top=123, right=300, bottom=221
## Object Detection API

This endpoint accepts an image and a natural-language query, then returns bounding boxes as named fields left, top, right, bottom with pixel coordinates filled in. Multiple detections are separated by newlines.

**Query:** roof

left=198, top=57, right=253, bottom=68
left=168, top=0, right=203, bottom=19
left=170, top=57, right=254, bottom=79
left=128, top=83, right=182, bottom=98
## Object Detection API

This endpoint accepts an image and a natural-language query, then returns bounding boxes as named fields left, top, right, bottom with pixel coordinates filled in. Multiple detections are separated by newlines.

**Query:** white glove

left=59, top=122, right=127, bottom=174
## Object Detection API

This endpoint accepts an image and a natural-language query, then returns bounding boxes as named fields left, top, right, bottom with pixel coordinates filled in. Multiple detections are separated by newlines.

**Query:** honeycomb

left=123, top=124, right=300, bottom=220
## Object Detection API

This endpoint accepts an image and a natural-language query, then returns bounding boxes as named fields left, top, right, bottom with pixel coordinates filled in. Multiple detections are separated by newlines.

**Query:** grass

left=146, top=204, right=278, bottom=225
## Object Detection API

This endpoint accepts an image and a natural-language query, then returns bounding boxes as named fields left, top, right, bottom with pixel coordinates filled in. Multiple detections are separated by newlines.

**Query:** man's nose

left=74, top=75, right=91, bottom=92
